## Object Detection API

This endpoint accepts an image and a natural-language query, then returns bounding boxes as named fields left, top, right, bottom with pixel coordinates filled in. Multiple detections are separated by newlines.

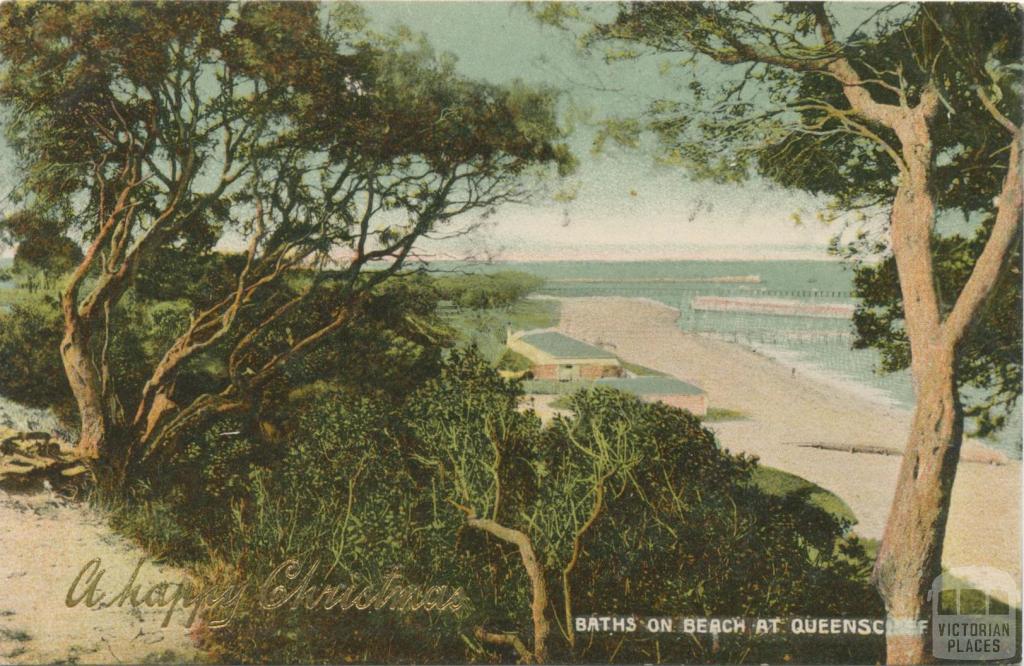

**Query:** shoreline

left=745, top=341, right=906, bottom=410
left=554, top=295, right=1021, bottom=585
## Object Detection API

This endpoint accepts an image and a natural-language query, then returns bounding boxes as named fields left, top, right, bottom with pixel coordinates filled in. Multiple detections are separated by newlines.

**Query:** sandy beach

left=554, top=296, right=1021, bottom=587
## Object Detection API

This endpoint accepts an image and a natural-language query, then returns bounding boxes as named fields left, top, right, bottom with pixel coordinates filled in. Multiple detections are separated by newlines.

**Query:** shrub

left=202, top=391, right=478, bottom=664
left=407, top=354, right=883, bottom=664
left=115, top=350, right=881, bottom=664
left=434, top=271, right=544, bottom=310
left=0, top=301, right=73, bottom=416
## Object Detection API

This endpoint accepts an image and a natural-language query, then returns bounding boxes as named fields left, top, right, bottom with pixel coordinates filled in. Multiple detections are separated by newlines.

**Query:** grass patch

left=0, top=286, right=45, bottom=309
left=549, top=395, right=573, bottom=410
left=752, top=465, right=857, bottom=525
left=443, top=298, right=559, bottom=364
left=621, top=361, right=665, bottom=376
left=701, top=407, right=748, bottom=422
left=496, top=348, right=532, bottom=372
left=506, top=298, right=560, bottom=330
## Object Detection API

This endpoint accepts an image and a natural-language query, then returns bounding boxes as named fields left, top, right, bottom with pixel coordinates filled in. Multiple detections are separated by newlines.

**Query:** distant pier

left=690, top=296, right=856, bottom=319
left=550, top=275, right=762, bottom=284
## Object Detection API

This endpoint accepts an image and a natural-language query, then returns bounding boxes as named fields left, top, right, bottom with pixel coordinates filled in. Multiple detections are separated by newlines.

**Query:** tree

left=564, top=3, right=1022, bottom=663
left=845, top=224, right=1021, bottom=439
left=1, top=210, right=83, bottom=291
left=0, top=302, right=72, bottom=415
left=410, top=351, right=881, bottom=664
left=0, top=2, right=570, bottom=472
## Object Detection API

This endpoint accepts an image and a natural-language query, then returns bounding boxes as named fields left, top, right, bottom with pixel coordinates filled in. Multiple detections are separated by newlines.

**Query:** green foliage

left=133, top=250, right=250, bottom=309
left=411, top=354, right=882, bottom=663
left=549, top=390, right=879, bottom=664
left=0, top=210, right=82, bottom=291
left=848, top=225, right=1022, bottom=436
left=291, top=273, right=452, bottom=401
left=152, top=387, right=481, bottom=663
left=752, top=466, right=857, bottom=526
left=434, top=271, right=545, bottom=310
left=443, top=296, right=560, bottom=365
left=103, top=349, right=880, bottom=663
left=495, top=348, right=532, bottom=372
left=701, top=406, right=748, bottom=422
left=409, top=348, right=537, bottom=521
left=0, top=300, right=73, bottom=416
left=13, top=235, right=81, bottom=287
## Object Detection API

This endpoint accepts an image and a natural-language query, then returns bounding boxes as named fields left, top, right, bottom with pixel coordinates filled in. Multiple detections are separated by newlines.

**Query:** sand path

left=555, top=296, right=1021, bottom=585
left=0, top=486, right=200, bottom=664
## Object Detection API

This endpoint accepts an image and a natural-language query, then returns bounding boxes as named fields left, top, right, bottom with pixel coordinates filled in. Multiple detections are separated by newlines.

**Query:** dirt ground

left=0, top=486, right=200, bottom=664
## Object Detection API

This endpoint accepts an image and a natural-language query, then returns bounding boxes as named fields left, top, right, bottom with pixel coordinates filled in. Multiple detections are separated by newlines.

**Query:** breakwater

left=549, top=274, right=762, bottom=284
left=690, top=296, right=856, bottom=319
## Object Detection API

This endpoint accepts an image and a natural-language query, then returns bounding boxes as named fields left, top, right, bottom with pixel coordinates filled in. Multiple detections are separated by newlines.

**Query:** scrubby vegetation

left=0, top=259, right=883, bottom=663
left=444, top=297, right=560, bottom=365
left=95, top=349, right=882, bottom=664
left=1, top=260, right=879, bottom=661
left=0, top=4, right=886, bottom=657
left=434, top=271, right=545, bottom=310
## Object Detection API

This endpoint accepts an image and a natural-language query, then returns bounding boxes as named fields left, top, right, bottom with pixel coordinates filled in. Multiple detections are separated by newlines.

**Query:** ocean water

left=466, top=260, right=1021, bottom=459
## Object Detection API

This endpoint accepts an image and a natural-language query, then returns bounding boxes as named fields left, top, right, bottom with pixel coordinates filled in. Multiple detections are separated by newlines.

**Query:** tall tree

left=0, top=2, right=571, bottom=471
left=564, top=3, right=1023, bottom=663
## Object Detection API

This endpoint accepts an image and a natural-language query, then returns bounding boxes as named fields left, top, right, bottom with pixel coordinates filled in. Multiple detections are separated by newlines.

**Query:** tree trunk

left=60, top=320, right=107, bottom=459
left=870, top=126, right=955, bottom=664
left=127, top=389, right=243, bottom=474
left=468, top=517, right=550, bottom=663
left=873, top=345, right=962, bottom=665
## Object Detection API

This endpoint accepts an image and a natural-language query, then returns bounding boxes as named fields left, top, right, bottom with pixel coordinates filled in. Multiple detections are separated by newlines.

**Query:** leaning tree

left=541, top=2, right=1022, bottom=663
left=0, top=2, right=571, bottom=473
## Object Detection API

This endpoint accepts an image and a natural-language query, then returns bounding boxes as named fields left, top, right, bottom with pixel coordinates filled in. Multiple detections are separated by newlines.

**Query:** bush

left=434, top=271, right=544, bottom=310
left=0, top=301, right=73, bottom=416
left=200, top=391, right=479, bottom=664
left=404, top=352, right=883, bottom=664
left=115, top=350, right=882, bottom=664
left=495, top=348, right=532, bottom=372
left=550, top=389, right=881, bottom=663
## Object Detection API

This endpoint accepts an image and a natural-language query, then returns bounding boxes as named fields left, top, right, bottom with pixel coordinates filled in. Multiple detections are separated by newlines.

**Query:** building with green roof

left=507, top=329, right=622, bottom=381
left=596, top=376, right=708, bottom=416
left=507, top=329, right=707, bottom=416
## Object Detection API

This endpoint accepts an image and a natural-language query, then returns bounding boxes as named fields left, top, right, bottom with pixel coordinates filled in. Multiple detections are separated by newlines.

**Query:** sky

left=0, top=2, right=883, bottom=262
left=358, top=2, right=851, bottom=262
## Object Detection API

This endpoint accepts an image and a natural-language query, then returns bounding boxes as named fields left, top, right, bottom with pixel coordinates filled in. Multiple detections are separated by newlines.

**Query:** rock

left=0, top=430, right=85, bottom=493
left=3, top=454, right=53, bottom=471
left=29, top=442, right=61, bottom=459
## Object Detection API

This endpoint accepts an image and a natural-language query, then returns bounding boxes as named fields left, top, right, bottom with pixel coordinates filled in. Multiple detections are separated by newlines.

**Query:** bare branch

left=474, top=627, right=532, bottom=664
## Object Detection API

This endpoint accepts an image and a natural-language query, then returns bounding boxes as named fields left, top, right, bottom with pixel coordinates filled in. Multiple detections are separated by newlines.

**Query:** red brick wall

left=529, top=364, right=621, bottom=380
left=530, top=365, right=558, bottom=380
left=579, top=364, right=622, bottom=379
